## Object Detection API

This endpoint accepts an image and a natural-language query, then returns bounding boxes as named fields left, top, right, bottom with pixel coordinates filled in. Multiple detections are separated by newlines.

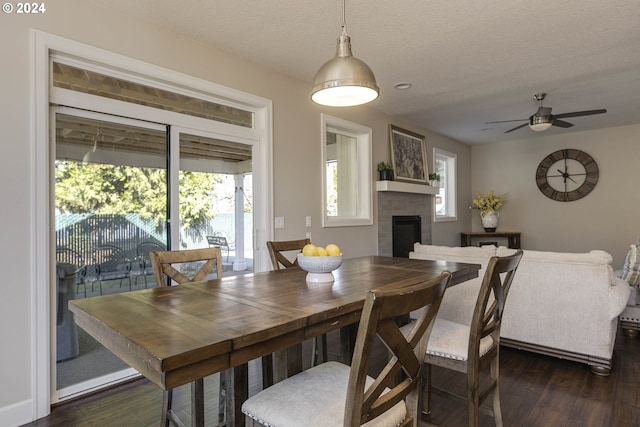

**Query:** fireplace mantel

left=376, top=180, right=439, bottom=195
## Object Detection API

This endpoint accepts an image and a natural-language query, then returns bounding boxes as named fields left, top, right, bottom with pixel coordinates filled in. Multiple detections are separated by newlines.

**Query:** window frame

left=433, top=148, right=457, bottom=222
left=321, top=114, right=373, bottom=227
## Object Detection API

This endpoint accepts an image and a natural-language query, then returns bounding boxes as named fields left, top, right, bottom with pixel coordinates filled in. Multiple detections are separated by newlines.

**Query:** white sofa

left=409, top=243, right=631, bottom=374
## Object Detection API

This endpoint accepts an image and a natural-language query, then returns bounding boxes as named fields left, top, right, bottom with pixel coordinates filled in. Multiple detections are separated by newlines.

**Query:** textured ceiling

left=89, top=0, right=640, bottom=144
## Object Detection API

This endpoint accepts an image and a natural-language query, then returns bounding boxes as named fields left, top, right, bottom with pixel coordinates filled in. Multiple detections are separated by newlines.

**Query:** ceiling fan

left=486, top=93, right=607, bottom=133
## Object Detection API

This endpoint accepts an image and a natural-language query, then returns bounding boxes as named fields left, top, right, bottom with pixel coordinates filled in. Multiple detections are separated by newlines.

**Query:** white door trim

left=32, top=29, right=273, bottom=420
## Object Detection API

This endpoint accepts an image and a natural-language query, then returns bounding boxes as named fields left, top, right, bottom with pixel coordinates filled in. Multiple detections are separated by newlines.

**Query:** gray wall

left=470, top=124, right=640, bottom=267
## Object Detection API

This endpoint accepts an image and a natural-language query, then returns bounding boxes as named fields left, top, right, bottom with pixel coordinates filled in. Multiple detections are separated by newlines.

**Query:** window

left=434, top=148, right=457, bottom=221
left=321, top=114, right=372, bottom=227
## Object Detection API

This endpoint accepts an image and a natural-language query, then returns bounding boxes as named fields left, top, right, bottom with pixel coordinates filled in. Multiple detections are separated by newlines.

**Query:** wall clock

left=535, top=149, right=599, bottom=202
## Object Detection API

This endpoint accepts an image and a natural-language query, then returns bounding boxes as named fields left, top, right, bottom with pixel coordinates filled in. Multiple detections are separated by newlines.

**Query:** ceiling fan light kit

left=529, top=116, right=553, bottom=132
left=311, top=0, right=379, bottom=107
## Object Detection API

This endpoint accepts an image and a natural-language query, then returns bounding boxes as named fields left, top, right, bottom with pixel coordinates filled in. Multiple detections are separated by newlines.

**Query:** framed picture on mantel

left=389, top=125, right=428, bottom=185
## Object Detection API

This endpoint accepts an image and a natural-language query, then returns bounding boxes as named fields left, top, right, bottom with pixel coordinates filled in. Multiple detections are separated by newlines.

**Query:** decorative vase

left=379, top=170, right=393, bottom=181
left=481, top=210, right=499, bottom=232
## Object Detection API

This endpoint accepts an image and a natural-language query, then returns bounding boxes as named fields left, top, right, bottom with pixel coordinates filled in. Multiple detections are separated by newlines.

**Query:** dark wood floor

left=24, top=328, right=640, bottom=427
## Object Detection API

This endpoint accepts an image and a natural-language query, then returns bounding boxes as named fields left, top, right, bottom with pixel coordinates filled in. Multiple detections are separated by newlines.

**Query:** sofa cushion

left=497, top=246, right=613, bottom=265
left=621, top=238, right=640, bottom=287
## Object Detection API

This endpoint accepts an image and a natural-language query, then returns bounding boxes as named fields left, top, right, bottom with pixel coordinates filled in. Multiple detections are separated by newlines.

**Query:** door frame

left=33, top=30, right=273, bottom=418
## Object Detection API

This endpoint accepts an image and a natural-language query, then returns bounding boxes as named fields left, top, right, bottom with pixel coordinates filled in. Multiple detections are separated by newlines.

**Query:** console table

left=461, top=231, right=521, bottom=249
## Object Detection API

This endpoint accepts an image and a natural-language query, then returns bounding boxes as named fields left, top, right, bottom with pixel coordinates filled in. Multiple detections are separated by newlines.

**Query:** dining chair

left=150, top=247, right=224, bottom=427
left=266, top=239, right=328, bottom=368
left=266, top=238, right=310, bottom=270
left=421, top=249, right=523, bottom=427
left=241, top=271, right=451, bottom=427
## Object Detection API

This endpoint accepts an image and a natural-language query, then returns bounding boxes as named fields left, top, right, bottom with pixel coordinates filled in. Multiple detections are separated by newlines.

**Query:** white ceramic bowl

left=297, top=254, right=343, bottom=283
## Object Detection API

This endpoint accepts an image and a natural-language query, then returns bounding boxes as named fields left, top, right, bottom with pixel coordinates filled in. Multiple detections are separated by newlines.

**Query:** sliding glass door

left=52, top=109, right=257, bottom=402
left=53, top=108, right=168, bottom=400
left=175, top=130, right=254, bottom=274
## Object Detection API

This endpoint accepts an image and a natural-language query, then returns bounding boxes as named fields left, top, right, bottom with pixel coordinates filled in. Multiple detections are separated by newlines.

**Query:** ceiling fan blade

left=485, top=119, right=527, bottom=124
left=504, top=123, right=529, bottom=133
left=552, top=119, right=574, bottom=128
left=535, top=107, right=552, bottom=117
left=553, top=109, right=607, bottom=119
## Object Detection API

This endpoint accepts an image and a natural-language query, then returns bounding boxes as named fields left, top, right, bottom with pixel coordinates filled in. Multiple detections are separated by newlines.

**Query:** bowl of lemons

left=297, top=243, right=342, bottom=283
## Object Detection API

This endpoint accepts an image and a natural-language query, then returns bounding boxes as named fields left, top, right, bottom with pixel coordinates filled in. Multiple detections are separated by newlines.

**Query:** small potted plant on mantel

left=428, top=172, right=441, bottom=187
left=377, top=162, right=394, bottom=181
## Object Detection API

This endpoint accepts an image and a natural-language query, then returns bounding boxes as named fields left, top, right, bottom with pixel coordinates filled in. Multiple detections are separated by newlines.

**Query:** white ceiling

left=90, top=0, right=640, bottom=145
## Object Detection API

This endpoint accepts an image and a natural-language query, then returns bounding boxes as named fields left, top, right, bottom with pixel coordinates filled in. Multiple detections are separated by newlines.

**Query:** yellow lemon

left=316, top=247, right=328, bottom=256
left=302, top=243, right=318, bottom=256
left=325, top=243, right=341, bottom=256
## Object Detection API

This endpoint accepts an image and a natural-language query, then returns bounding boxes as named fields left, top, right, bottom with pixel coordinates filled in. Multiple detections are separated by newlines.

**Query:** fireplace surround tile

left=377, top=192, right=432, bottom=256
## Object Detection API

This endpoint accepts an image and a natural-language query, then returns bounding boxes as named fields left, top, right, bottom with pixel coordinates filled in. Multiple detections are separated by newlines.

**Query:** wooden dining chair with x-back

left=241, top=271, right=451, bottom=427
left=421, top=249, right=523, bottom=427
left=266, top=238, right=330, bottom=368
left=150, top=247, right=225, bottom=426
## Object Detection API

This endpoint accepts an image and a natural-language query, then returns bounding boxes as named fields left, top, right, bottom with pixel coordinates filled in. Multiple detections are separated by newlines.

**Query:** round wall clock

left=535, top=149, right=599, bottom=202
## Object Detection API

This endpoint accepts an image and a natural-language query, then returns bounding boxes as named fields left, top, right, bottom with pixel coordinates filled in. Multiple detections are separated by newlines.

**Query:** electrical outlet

left=275, top=216, right=285, bottom=229
left=306, top=216, right=312, bottom=227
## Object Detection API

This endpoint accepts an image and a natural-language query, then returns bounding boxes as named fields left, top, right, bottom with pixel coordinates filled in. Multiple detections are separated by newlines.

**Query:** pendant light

left=311, top=0, right=379, bottom=107
left=82, top=130, right=100, bottom=164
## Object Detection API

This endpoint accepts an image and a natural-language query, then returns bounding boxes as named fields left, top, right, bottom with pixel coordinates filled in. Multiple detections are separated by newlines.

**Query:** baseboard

left=0, top=398, right=34, bottom=427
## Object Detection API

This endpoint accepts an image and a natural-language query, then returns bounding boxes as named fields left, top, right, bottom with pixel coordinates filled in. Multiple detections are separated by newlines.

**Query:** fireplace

left=377, top=191, right=431, bottom=257
left=392, top=215, right=422, bottom=258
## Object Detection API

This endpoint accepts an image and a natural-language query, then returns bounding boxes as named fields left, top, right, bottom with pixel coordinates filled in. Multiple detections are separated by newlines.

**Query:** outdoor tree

left=55, top=161, right=221, bottom=231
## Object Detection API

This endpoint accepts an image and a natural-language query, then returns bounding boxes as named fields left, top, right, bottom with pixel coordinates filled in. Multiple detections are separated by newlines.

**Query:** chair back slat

left=345, top=271, right=451, bottom=426
left=150, top=247, right=223, bottom=286
left=266, top=239, right=310, bottom=270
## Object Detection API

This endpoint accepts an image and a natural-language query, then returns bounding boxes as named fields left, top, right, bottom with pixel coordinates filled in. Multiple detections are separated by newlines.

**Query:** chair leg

left=191, top=379, right=204, bottom=427
left=218, top=371, right=226, bottom=422
left=262, top=353, right=274, bottom=388
left=161, top=389, right=172, bottom=427
left=421, top=364, right=432, bottom=417
left=311, top=334, right=328, bottom=366
left=491, top=357, right=503, bottom=427
left=467, top=369, right=481, bottom=427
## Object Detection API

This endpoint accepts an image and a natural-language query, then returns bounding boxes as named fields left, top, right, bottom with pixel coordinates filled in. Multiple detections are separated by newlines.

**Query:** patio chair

left=55, top=247, right=89, bottom=298
left=135, top=241, right=165, bottom=287
left=91, top=245, right=133, bottom=295
left=207, top=234, right=230, bottom=262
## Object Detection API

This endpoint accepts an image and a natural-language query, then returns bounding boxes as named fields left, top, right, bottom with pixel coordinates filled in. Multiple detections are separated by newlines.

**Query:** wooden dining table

left=69, top=255, right=480, bottom=427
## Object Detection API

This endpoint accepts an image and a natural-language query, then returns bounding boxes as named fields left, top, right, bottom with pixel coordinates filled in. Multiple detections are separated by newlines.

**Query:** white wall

left=471, top=124, right=640, bottom=267
left=0, top=0, right=471, bottom=423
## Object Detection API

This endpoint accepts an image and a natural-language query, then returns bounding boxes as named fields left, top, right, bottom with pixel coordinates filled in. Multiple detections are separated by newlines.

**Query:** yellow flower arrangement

left=472, top=191, right=507, bottom=215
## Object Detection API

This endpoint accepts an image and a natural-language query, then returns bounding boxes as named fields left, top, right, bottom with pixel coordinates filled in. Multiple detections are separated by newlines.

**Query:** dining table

left=69, top=255, right=480, bottom=427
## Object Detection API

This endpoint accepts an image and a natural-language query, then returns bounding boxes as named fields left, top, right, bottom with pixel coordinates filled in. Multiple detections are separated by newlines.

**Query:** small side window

left=322, top=114, right=372, bottom=227
left=434, top=148, right=457, bottom=221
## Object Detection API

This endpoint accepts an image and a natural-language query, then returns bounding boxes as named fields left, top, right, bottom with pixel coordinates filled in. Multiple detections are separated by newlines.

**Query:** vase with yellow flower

left=472, top=191, right=507, bottom=232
